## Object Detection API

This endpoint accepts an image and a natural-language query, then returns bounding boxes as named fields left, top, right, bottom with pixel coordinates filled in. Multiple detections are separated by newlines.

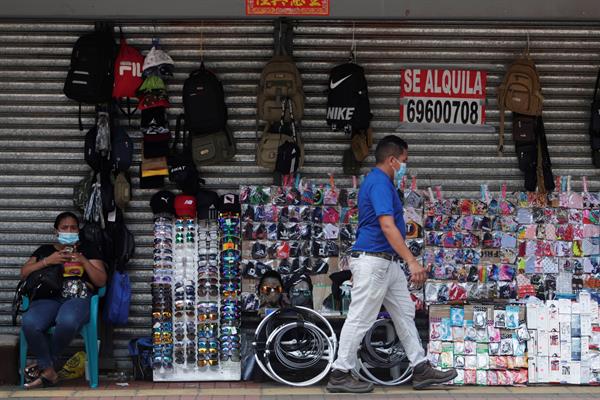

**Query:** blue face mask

left=57, top=232, right=79, bottom=245
left=393, top=160, right=407, bottom=185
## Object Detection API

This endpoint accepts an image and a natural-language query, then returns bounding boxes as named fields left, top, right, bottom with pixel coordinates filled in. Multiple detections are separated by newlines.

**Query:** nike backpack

left=257, top=55, right=304, bottom=123
left=182, top=63, right=228, bottom=134
left=326, top=62, right=372, bottom=133
left=64, top=28, right=118, bottom=129
left=497, top=53, right=544, bottom=153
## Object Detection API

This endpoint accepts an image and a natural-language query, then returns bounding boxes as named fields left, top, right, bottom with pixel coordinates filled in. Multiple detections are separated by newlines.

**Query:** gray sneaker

left=412, top=361, right=458, bottom=390
left=326, top=369, right=374, bottom=393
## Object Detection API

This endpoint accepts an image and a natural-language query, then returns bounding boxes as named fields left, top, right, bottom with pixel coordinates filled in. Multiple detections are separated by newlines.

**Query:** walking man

left=327, top=135, right=457, bottom=393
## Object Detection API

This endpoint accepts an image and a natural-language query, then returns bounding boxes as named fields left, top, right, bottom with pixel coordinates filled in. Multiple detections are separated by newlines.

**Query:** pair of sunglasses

left=260, top=285, right=283, bottom=295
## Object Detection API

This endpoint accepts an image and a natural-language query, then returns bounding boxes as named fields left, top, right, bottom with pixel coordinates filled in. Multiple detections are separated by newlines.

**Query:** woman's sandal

left=24, top=364, right=41, bottom=383
left=24, top=374, right=58, bottom=390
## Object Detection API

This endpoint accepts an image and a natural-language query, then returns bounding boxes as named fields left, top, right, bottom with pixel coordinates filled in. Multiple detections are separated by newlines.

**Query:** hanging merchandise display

left=427, top=304, right=530, bottom=386
left=239, top=175, right=358, bottom=316
left=151, top=193, right=241, bottom=381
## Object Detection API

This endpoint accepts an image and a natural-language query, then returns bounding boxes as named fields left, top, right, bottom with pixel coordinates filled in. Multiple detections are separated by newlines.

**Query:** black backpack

left=64, top=29, right=117, bottom=105
left=326, top=62, right=372, bottom=133
left=109, top=221, right=135, bottom=273
left=182, top=63, right=227, bottom=134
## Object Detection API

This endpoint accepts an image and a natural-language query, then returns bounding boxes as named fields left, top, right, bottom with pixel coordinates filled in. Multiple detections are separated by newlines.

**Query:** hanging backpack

left=497, top=53, right=544, bottom=153
left=110, top=126, right=133, bottom=173
left=190, top=127, right=237, bottom=166
left=128, top=337, right=153, bottom=381
left=169, top=115, right=201, bottom=193
left=112, top=31, right=144, bottom=118
left=590, top=68, right=600, bottom=168
left=63, top=28, right=118, bottom=129
left=84, top=111, right=112, bottom=173
left=326, top=62, right=372, bottom=133
left=182, top=63, right=227, bottom=134
left=274, top=99, right=302, bottom=175
left=73, top=170, right=96, bottom=212
left=257, top=99, right=304, bottom=172
left=257, top=54, right=304, bottom=123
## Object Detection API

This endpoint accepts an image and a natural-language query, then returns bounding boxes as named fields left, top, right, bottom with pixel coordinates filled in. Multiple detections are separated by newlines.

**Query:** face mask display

left=57, top=231, right=79, bottom=245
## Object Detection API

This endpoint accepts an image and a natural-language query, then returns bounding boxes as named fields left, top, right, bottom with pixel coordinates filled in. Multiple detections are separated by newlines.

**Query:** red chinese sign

left=246, top=0, right=330, bottom=16
left=400, top=69, right=487, bottom=125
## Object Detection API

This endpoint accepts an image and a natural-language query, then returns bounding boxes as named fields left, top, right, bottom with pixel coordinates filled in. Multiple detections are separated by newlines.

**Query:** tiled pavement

left=2, top=380, right=600, bottom=400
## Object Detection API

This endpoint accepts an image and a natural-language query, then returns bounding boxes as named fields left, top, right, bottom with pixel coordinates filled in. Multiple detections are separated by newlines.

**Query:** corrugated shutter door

left=0, top=20, right=599, bottom=369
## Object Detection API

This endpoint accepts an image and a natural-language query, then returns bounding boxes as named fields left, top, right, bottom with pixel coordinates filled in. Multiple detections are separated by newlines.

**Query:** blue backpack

left=128, top=337, right=153, bottom=381
left=104, top=270, right=131, bottom=325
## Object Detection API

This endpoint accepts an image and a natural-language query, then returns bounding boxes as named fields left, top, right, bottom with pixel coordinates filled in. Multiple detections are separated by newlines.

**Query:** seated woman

left=20, top=212, right=106, bottom=389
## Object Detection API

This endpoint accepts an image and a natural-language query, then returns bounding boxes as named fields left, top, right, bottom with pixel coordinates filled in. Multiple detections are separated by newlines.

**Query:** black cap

left=196, top=189, right=219, bottom=220
left=150, top=190, right=176, bottom=215
left=217, top=193, right=240, bottom=214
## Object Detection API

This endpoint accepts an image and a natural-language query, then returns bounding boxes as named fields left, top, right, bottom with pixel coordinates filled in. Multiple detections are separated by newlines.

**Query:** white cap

left=143, top=46, right=174, bottom=71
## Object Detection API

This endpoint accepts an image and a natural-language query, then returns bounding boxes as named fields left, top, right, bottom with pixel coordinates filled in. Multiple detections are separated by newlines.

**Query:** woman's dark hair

left=54, top=211, right=80, bottom=229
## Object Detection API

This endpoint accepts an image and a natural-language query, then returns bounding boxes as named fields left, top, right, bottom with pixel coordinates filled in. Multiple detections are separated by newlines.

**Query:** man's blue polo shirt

left=353, top=167, right=406, bottom=254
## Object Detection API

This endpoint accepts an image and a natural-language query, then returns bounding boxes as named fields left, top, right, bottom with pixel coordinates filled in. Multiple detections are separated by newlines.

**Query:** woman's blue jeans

left=21, top=297, right=90, bottom=370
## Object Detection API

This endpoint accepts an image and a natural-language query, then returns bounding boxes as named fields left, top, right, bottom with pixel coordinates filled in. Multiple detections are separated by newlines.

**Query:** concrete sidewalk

left=3, top=380, right=600, bottom=400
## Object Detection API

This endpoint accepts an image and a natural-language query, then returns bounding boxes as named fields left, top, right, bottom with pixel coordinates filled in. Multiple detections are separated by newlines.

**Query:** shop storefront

left=1, top=0, right=599, bottom=385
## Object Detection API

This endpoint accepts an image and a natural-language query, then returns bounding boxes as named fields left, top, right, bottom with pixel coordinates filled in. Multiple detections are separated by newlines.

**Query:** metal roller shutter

left=0, top=19, right=599, bottom=369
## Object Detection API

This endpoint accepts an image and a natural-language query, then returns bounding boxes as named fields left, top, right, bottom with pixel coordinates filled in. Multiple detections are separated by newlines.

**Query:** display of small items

left=239, top=182, right=359, bottom=314
left=423, top=193, right=519, bottom=304
left=398, top=184, right=426, bottom=310
left=526, top=292, right=600, bottom=384
left=428, top=304, right=529, bottom=386
left=513, top=189, right=600, bottom=301
left=152, top=212, right=242, bottom=380
left=152, top=215, right=176, bottom=372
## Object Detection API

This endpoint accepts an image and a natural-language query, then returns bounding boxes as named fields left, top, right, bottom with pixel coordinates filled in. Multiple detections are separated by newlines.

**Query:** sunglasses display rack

left=152, top=214, right=241, bottom=382
left=238, top=179, right=359, bottom=316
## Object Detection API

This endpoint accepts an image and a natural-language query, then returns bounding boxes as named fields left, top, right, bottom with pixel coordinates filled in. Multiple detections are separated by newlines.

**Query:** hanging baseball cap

left=142, top=64, right=174, bottom=79
left=143, top=46, right=174, bottom=72
left=141, top=107, right=169, bottom=134
left=196, top=189, right=219, bottom=220
left=138, top=90, right=170, bottom=110
left=137, top=76, right=166, bottom=93
left=217, top=193, right=240, bottom=214
left=174, top=194, right=197, bottom=218
left=150, top=190, right=175, bottom=215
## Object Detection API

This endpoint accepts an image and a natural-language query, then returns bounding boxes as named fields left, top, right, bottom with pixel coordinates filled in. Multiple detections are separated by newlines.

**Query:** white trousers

left=332, top=254, right=427, bottom=372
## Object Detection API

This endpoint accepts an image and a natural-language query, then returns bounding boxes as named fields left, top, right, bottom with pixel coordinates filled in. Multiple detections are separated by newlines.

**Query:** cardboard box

left=549, top=356, right=561, bottom=382
left=560, top=313, right=572, bottom=338
left=537, top=356, right=549, bottom=383
left=549, top=330, right=561, bottom=357
left=527, top=303, right=539, bottom=330
left=581, top=314, right=592, bottom=337
left=572, top=337, right=582, bottom=361
left=569, top=361, right=581, bottom=385
left=528, top=356, right=538, bottom=383
left=581, top=336, right=591, bottom=362
left=528, top=330, right=538, bottom=357
left=560, top=361, right=571, bottom=383
left=561, top=341, right=572, bottom=361
left=537, top=331, right=549, bottom=356
left=558, top=298, right=572, bottom=315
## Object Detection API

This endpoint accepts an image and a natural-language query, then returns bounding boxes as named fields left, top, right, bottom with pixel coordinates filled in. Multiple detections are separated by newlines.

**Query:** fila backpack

left=497, top=53, right=544, bottom=153
left=257, top=55, right=304, bottom=123
left=64, top=29, right=118, bottom=105
left=182, top=63, right=227, bottom=134
left=112, top=33, right=144, bottom=117
left=326, top=62, right=372, bottom=133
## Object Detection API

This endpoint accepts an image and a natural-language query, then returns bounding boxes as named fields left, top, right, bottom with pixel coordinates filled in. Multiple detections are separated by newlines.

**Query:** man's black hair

left=375, top=135, right=408, bottom=164
left=258, top=270, right=284, bottom=289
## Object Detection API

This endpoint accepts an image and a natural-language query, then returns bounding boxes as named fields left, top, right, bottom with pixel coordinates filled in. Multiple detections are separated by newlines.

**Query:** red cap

left=174, top=194, right=197, bottom=218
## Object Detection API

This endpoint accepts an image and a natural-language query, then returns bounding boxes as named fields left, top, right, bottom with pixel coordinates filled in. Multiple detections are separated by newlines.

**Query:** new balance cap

left=217, top=193, right=240, bottom=214
left=174, top=194, right=197, bottom=218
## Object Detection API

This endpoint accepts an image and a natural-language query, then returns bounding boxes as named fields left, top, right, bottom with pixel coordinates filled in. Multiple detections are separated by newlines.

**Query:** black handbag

left=12, top=265, right=63, bottom=325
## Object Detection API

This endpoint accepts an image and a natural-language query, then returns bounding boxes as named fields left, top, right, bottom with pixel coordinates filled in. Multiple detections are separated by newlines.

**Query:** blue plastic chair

left=19, top=287, right=106, bottom=388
